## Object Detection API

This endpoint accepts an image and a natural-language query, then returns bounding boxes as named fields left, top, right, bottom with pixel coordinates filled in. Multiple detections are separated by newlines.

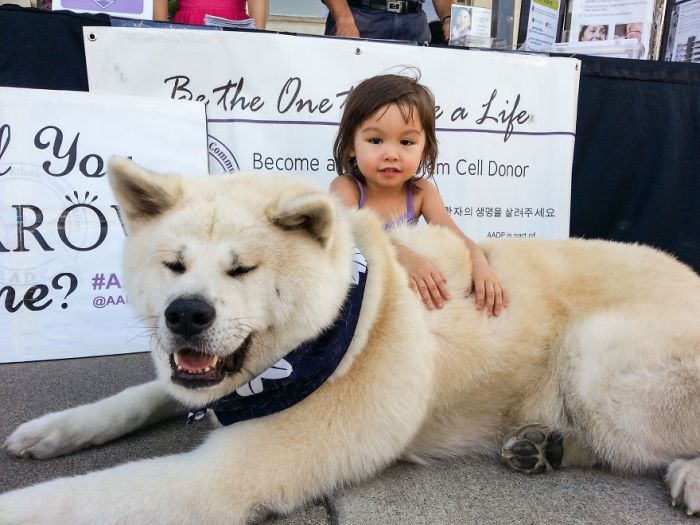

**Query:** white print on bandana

left=235, top=358, right=293, bottom=397
left=352, top=246, right=367, bottom=285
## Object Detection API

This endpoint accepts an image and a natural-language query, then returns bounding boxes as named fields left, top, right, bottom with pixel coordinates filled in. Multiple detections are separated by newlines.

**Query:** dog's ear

left=269, top=193, right=335, bottom=247
left=108, top=157, right=182, bottom=228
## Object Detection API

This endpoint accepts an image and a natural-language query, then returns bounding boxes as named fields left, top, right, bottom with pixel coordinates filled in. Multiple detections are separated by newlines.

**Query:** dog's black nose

left=164, top=297, right=216, bottom=338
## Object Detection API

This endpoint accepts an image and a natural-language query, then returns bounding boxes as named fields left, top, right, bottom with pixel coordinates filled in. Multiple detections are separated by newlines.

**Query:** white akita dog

left=2, top=157, right=700, bottom=524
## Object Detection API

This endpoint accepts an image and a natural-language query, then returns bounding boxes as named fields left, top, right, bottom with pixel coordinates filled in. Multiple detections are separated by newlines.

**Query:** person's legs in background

left=325, top=7, right=430, bottom=44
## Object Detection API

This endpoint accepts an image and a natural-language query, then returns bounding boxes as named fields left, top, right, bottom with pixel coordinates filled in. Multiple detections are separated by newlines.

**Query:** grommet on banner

left=355, top=47, right=362, bottom=55
left=88, top=33, right=97, bottom=42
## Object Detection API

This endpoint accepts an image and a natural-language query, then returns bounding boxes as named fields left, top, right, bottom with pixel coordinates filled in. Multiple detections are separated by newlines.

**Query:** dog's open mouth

left=169, top=335, right=251, bottom=388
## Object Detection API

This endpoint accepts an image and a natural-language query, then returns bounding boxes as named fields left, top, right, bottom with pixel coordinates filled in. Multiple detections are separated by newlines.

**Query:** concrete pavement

left=0, top=353, right=687, bottom=524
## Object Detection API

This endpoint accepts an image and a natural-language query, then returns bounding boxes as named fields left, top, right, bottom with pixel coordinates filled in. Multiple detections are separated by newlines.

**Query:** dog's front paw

left=3, top=411, right=86, bottom=459
left=667, top=458, right=700, bottom=515
left=500, top=424, right=563, bottom=474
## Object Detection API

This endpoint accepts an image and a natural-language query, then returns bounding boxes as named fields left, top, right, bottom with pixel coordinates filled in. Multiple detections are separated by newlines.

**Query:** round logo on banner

left=207, top=135, right=239, bottom=174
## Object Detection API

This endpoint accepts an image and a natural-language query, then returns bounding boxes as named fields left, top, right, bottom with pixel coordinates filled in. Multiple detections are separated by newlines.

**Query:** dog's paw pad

left=666, top=458, right=700, bottom=515
left=501, top=424, right=563, bottom=474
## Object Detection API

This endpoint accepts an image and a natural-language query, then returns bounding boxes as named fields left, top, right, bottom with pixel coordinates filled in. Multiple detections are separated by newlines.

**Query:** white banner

left=85, top=28, right=580, bottom=242
left=0, top=87, right=208, bottom=362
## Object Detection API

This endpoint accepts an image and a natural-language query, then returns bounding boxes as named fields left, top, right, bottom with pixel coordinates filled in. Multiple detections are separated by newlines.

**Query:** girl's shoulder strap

left=406, top=185, right=415, bottom=218
left=353, top=177, right=366, bottom=209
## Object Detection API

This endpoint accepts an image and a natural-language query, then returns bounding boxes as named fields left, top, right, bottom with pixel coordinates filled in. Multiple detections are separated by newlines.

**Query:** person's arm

left=330, top=177, right=448, bottom=310
left=323, top=0, right=361, bottom=37
left=329, top=176, right=361, bottom=208
left=419, top=180, right=508, bottom=316
left=393, top=243, right=450, bottom=310
left=247, top=0, right=267, bottom=29
left=432, top=0, right=453, bottom=41
left=153, top=0, right=169, bottom=21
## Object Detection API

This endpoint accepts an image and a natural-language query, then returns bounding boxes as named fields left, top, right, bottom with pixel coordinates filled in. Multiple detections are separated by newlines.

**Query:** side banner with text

left=0, top=87, right=208, bottom=362
left=85, top=28, right=580, bottom=242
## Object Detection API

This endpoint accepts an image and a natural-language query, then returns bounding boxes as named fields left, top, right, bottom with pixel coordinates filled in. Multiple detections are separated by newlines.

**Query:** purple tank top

left=354, top=178, right=418, bottom=231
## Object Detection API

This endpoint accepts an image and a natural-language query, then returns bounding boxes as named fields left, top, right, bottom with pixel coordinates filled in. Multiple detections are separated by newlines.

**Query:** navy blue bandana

left=188, top=248, right=368, bottom=427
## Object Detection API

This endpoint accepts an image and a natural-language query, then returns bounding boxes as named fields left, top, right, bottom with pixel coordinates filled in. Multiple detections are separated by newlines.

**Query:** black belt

left=348, top=0, right=423, bottom=14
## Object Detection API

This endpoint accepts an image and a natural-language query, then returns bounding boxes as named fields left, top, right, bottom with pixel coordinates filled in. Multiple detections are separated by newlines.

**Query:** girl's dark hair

left=333, top=73, right=438, bottom=190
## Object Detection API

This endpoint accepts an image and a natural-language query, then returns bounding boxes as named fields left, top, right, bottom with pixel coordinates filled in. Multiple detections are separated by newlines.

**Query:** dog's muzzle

left=163, top=296, right=251, bottom=388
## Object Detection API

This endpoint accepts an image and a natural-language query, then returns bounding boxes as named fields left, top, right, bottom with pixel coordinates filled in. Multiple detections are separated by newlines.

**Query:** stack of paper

left=204, top=15, right=256, bottom=29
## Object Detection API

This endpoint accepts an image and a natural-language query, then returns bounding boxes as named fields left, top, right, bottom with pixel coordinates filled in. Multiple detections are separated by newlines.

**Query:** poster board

left=568, top=0, right=662, bottom=58
left=53, top=0, right=154, bottom=20
left=663, top=0, right=700, bottom=61
left=84, top=28, right=579, bottom=242
left=449, top=4, right=494, bottom=47
left=519, top=0, right=567, bottom=51
left=0, top=87, right=208, bottom=362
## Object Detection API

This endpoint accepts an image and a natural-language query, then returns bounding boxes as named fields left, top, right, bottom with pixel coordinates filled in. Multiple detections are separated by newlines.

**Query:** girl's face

left=581, top=25, right=606, bottom=41
left=349, top=103, right=426, bottom=190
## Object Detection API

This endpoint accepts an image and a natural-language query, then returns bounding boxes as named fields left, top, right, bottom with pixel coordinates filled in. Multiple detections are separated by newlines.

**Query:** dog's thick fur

left=2, top=158, right=700, bottom=523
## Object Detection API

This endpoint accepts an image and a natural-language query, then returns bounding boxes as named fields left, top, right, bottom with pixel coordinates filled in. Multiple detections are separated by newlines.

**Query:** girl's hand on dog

left=470, top=254, right=508, bottom=317
left=395, top=245, right=450, bottom=310
left=394, top=244, right=508, bottom=315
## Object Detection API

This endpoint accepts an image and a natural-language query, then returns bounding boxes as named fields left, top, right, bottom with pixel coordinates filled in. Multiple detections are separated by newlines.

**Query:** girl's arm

left=418, top=180, right=508, bottom=316
left=247, top=0, right=267, bottom=29
left=329, top=177, right=449, bottom=310
left=329, top=176, right=360, bottom=208
left=393, top=243, right=451, bottom=310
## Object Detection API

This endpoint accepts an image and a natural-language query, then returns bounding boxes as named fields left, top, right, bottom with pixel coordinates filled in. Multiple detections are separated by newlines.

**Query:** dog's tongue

left=175, top=351, right=218, bottom=372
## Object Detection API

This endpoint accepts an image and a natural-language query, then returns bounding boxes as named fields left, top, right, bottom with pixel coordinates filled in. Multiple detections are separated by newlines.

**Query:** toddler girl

left=330, top=74, right=507, bottom=315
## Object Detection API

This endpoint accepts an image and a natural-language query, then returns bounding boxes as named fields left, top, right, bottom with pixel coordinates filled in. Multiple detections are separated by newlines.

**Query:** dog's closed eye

left=163, top=260, right=186, bottom=274
left=227, top=266, right=257, bottom=278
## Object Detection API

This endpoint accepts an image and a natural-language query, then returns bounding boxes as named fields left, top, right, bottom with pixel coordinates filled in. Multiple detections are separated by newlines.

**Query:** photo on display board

left=577, top=24, right=609, bottom=40
left=662, top=0, right=700, bottom=62
left=613, top=21, right=645, bottom=41
left=448, top=4, right=494, bottom=48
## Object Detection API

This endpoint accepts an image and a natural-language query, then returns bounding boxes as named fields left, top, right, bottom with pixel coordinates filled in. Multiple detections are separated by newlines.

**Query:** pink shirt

left=173, top=0, right=247, bottom=25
